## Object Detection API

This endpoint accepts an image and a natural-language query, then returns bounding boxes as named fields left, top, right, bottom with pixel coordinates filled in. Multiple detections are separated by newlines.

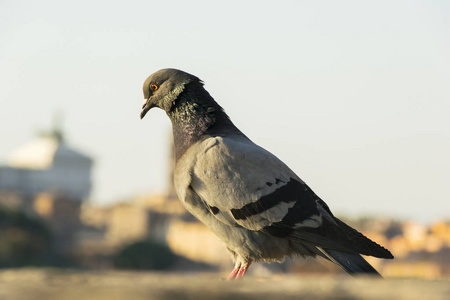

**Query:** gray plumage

left=140, top=68, right=393, bottom=279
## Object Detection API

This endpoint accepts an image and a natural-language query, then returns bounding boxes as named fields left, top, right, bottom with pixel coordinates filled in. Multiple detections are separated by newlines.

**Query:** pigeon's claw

left=226, top=266, right=240, bottom=280
left=226, top=260, right=253, bottom=280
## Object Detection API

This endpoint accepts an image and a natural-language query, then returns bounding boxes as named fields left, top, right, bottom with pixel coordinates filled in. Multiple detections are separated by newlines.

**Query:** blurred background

left=0, top=0, right=449, bottom=279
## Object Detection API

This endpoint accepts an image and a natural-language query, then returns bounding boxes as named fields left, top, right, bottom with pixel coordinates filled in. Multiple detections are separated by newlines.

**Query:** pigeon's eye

left=151, top=84, right=159, bottom=91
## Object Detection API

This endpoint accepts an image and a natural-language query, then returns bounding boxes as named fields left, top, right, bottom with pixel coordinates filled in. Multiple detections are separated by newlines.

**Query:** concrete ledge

left=0, top=269, right=449, bottom=300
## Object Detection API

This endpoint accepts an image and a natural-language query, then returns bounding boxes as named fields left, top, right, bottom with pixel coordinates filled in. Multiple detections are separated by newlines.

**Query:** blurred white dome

left=8, top=131, right=92, bottom=170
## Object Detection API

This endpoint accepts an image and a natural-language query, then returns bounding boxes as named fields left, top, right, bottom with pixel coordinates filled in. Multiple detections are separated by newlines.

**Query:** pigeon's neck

left=168, top=84, right=244, bottom=161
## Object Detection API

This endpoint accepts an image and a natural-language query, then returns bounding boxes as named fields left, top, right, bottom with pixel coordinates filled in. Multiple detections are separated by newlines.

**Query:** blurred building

left=0, top=124, right=93, bottom=252
left=0, top=127, right=92, bottom=201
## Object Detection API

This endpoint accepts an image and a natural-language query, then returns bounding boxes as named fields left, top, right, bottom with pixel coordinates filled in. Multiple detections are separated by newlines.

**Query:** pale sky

left=1, top=1, right=449, bottom=222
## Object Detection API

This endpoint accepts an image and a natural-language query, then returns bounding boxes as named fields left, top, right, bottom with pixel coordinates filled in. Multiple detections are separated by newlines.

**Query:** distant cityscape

left=0, top=126, right=449, bottom=278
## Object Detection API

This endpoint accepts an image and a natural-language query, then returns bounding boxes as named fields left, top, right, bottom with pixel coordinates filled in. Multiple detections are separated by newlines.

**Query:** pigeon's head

left=141, top=68, right=201, bottom=119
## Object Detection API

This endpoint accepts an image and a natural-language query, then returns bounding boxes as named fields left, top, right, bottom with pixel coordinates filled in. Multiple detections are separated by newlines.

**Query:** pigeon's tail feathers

left=318, top=247, right=382, bottom=277
left=289, top=217, right=394, bottom=259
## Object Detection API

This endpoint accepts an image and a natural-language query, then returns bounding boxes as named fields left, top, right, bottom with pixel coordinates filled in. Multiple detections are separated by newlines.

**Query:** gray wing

left=174, top=135, right=324, bottom=232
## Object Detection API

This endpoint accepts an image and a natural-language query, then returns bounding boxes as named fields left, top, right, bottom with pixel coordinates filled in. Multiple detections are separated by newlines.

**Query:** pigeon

left=140, top=68, right=394, bottom=279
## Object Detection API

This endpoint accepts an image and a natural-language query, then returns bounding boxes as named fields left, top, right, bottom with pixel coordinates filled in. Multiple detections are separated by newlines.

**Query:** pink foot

left=227, top=260, right=253, bottom=280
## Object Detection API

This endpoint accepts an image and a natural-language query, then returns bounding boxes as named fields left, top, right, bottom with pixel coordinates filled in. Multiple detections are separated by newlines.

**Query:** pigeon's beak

left=140, top=98, right=155, bottom=119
